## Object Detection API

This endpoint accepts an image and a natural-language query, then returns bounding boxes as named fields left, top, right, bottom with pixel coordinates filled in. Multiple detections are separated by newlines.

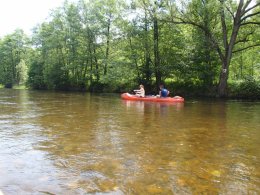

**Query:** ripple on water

left=66, top=170, right=122, bottom=194
left=0, top=101, right=17, bottom=105
left=0, top=114, right=13, bottom=119
left=0, top=90, right=259, bottom=194
left=0, top=119, right=12, bottom=124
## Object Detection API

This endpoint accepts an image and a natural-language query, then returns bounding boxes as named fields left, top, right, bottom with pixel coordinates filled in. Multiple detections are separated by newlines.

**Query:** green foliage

left=229, top=77, right=260, bottom=99
left=230, top=44, right=260, bottom=81
left=26, top=51, right=46, bottom=89
left=0, top=0, right=259, bottom=99
left=16, top=59, right=28, bottom=84
left=0, top=29, right=29, bottom=87
left=165, top=80, right=217, bottom=97
left=12, top=84, right=28, bottom=89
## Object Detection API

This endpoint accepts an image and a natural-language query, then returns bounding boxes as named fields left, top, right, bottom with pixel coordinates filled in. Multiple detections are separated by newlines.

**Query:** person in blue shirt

left=159, top=84, right=169, bottom=97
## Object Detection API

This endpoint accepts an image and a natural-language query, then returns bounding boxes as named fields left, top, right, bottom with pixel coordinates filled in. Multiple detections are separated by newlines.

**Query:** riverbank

left=1, top=79, right=259, bottom=100
left=0, top=84, right=27, bottom=90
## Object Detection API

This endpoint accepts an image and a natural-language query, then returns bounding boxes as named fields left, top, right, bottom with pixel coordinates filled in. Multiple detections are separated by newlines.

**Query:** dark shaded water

left=0, top=89, right=259, bottom=194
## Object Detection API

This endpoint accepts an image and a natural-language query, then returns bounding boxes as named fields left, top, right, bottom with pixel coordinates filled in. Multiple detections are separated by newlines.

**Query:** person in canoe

left=158, top=84, right=169, bottom=97
left=134, top=84, right=145, bottom=97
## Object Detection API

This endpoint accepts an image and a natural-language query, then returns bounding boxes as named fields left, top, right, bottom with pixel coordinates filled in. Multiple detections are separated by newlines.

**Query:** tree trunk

left=104, top=14, right=111, bottom=76
left=240, top=52, right=243, bottom=78
left=153, top=16, right=161, bottom=87
left=94, top=46, right=99, bottom=82
left=87, top=30, right=94, bottom=85
left=218, top=61, right=229, bottom=97
left=129, top=37, right=140, bottom=80
left=144, top=11, right=151, bottom=85
left=217, top=0, right=242, bottom=97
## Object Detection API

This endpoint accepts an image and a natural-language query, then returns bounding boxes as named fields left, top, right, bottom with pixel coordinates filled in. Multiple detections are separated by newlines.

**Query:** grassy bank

left=12, top=85, right=28, bottom=90
left=0, top=85, right=28, bottom=90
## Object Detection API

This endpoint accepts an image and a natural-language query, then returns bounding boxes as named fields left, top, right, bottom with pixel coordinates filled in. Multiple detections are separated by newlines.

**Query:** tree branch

left=160, top=17, right=205, bottom=30
left=220, top=3, right=228, bottom=50
left=241, top=21, right=260, bottom=26
left=241, top=11, right=260, bottom=22
left=241, top=0, right=252, bottom=16
left=225, top=5, right=235, bottom=20
left=236, top=30, right=255, bottom=44
left=159, top=17, right=225, bottom=62
left=233, top=43, right=260, bottom=53
left=235, top=37, right=250, bottom=45
left=235, top=30, right=255, bottom=44
left=243, top=2, right=260, bottom=15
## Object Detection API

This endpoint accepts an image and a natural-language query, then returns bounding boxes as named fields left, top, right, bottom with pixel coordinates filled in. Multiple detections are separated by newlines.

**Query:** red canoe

left=121, top=93, right=184, bottom=103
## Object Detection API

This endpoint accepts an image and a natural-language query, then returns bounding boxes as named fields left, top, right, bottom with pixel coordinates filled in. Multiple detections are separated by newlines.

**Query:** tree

left=27, top=52, right=46, bottom=89
left=167, top=0, right=260, bottom=97
left=16, top=59, right=28, bottom=85
left=0, top=29, right=29, bottom=87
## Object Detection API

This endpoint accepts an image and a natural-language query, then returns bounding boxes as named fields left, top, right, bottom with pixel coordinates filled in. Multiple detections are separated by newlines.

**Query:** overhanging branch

left=241, top=21, right=260, bottom=26
left=159, top=17, right=225, bottom=62
left=243, top=3, right=260, bottom=15
left=235, top=38, right=250, bottom=45
left=235, top=31, right=254, bottom=45
left=225, top=5, right=235, bottom=20
left=241, top=11, right=260, bottom=22
left=233, top=43, right=260, bottom=53
left=241, top=0, right=253, bottom=15
left=159, top=18, right=205, bottom=30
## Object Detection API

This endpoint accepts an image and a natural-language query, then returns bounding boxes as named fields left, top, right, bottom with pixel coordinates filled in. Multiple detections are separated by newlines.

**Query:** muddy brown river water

left=0, top=89, right=259, bottom=194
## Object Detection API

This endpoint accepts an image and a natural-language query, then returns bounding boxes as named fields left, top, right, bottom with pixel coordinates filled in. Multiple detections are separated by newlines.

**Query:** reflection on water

left=0, top=89, right=259, bottom=194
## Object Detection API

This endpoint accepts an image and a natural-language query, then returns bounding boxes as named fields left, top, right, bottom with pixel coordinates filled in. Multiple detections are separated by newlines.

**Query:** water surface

left=0, top=89, right=259, bottom=194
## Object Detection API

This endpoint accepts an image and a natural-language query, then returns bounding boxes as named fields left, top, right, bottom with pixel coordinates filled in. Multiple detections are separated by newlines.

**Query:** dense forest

left=0, top=0, right=259, bottom=98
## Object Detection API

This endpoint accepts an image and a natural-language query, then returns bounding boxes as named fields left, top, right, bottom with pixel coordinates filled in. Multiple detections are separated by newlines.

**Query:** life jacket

left=161, top=89, right=168, bottom=97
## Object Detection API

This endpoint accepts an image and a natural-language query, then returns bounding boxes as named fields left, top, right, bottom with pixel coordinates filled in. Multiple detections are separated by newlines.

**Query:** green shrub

left=165, top=80, right=217, bottom=97
left=229, top=77, right=260, bottom=99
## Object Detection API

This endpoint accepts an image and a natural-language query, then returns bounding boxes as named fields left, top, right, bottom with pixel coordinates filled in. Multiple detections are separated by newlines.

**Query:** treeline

left=0, top=0, right=259, bottom=98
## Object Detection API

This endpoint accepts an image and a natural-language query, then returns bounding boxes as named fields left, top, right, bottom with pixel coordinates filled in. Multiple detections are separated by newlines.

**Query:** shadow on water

left=0, top=89, right=259, bottom=194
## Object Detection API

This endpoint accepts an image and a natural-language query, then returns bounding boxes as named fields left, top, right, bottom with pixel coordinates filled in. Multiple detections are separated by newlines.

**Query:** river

left=0, top=89, right=259, bottom=194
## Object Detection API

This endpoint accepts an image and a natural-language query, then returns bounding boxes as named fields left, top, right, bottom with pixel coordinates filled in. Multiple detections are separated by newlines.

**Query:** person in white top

left=134, top=84, right=145, bottom=97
